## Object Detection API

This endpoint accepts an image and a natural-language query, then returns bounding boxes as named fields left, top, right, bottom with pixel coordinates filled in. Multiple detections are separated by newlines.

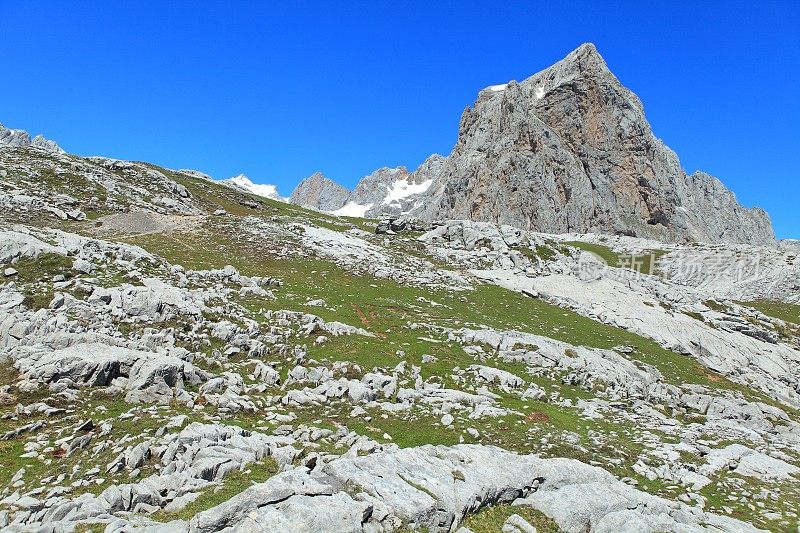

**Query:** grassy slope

left=117, top=218, right=800, bottom=528
left=742, top=300, right=800, bottom=325
left=462, top=505, right=561, bottom=533
left=124, top=220, right=774, bottom=402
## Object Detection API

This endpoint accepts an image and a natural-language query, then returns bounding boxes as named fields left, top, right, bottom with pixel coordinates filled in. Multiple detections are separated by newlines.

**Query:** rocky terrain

left=286, top=44, right=774, bottom=246
left=1, top=77, right=799, bottom=532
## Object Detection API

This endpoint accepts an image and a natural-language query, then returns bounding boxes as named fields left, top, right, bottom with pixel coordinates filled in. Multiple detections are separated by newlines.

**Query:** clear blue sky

left=1, top=1, right=798, bottom=238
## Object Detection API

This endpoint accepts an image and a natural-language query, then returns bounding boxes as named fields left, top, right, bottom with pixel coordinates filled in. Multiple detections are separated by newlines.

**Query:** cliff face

left=406, top=44, right=774, bottom=244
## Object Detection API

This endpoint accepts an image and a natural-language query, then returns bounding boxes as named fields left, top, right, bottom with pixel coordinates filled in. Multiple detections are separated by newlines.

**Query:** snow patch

left=331, top=201, right=373, bottom=218
left=487, top=84, right=508, bottom=92
left=382, top=178, right=433, bottom=206
left=535, top=86, right=545, bottom=100
left=219, top=174, right=282, bottom=200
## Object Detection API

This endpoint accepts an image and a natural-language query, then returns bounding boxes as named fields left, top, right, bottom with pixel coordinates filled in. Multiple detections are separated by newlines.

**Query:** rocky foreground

left=0, top=126, right=798, bottom=531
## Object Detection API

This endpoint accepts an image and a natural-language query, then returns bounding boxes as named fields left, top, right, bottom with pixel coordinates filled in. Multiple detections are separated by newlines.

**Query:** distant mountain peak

left=218, top=173, right=282, bottom=200
left=289, top=172, right=350, bottom=212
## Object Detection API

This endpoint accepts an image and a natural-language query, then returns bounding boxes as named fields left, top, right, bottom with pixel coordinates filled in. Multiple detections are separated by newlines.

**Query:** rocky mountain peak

left=409, top=44, right=775, bottom=245
left=560, top=42, right=607, bottom=73
left=289, top=171, right=350, bottom=211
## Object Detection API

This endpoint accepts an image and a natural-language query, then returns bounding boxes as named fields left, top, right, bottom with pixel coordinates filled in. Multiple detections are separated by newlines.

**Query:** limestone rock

left=13, top=343, right=208, bottom=403
left=0, top=230, right=67, bottom=264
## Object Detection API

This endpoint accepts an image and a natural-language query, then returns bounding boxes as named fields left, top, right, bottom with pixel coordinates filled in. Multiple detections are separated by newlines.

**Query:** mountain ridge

left=289, top=43, right=775, bottom=245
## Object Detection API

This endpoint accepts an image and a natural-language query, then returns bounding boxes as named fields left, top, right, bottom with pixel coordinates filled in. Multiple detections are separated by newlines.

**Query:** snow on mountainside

left=289, top=163, right=439, bottom=219
left=326, top=173, right=433, bottom=218
left=330, top=200, right=373, bottom=217
left=382, top=176, right=433, bottom=206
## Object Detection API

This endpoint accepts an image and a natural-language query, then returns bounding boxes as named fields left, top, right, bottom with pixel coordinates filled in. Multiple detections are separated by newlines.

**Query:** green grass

left=698, top=473, right=800, bottom=532
left=682, top=310, right=706, bottom=323
left=288, top=404, right=463, bottom=449
left=562, top=240, right=666, bottom=275
left=0, top=152, right=116, bottom=224
left=563, top=240, right=620, bottom=265
left=73, top=523, right=105, bottom=533
left=11, top=252, right=76, bottom=309
left=12, top=252, right=73, bottom=283
left=517, top=239, right=561, bottom=264
left=11, top=251, right=133, bottom=310
left=462, top=504, right=561, bottom=532
left=704, top=299, right=731, bottom=313
left=0, top=361, right=202, bottom=498
left=740, top=299, right=800, bottom=325
left=532, top=243, right=557, bottom=262
left=30, top=164, right=107, bottom=204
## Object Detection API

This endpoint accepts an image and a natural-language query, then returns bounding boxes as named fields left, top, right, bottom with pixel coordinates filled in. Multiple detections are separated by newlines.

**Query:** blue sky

left=1, top=1, right=798, bottom=238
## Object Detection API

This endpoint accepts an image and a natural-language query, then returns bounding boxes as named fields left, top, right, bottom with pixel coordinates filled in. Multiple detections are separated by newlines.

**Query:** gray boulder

left=0, top=230, right=67, bottom=264
left=14, top=343, right=207, bottom=403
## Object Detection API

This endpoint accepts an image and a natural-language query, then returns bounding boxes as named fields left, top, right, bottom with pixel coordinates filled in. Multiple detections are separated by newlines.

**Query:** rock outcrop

left=76, top=444, right=765, bottom=533
left=0, top=123, right=64, bottom=154
left=14, top=343, right=208, bottom=404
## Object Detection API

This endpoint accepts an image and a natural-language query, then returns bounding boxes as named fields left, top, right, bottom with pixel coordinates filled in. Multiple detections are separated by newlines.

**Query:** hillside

left=0, top=125, right=799, bottom=532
